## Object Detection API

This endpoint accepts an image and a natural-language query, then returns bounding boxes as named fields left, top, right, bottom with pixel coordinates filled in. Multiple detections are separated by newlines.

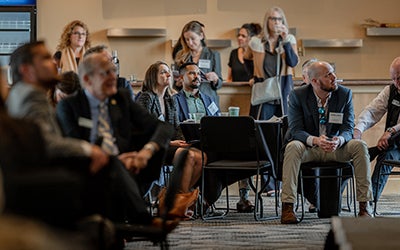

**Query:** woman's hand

left=205, top=72, right=219, bottom=83
left=170, top=140, right=190, bottom=147
left=248, top=78, right=255, bottom=87
left=275, top=24, right=288, bottom=41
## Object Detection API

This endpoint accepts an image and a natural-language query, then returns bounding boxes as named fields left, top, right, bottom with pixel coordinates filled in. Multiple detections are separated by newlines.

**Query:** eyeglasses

left=90, top=67, right=117, bottom=77
left=318, top=107, right=327, bottom=125
left=269, top=17, right=283, bottom=22
left=71, top=32, right=87, bottom=37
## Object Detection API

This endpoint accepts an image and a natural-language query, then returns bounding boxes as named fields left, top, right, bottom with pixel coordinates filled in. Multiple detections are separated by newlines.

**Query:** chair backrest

left=200, top=116, right=256, bottom=158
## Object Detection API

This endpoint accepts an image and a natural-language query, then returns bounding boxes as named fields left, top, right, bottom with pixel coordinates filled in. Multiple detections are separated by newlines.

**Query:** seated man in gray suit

left=281, top=61, right=374, bottom=224
left=174, top=62, right=220, bottom=122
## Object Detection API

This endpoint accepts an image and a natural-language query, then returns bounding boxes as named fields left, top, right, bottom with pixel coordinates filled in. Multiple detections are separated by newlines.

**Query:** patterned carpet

left=125, top=194, right=400, bottom=250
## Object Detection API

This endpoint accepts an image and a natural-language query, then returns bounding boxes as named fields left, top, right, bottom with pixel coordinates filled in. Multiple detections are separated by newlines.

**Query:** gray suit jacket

left=285, top=84, right=354, bottom=146
left=6, top=82, right=89, bottom=159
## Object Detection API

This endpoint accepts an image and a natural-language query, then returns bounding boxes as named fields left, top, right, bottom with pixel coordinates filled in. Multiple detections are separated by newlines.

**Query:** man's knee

left=285, top=140, right=306, bottom=157
left=347, top=139, right=368, bottom=152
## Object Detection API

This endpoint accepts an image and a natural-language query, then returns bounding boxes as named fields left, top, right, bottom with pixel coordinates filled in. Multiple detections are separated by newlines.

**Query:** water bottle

left=112, top=50, right=120, bottom=77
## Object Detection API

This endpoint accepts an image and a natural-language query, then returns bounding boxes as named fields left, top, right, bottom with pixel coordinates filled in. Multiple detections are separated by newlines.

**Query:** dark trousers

left=85, top=157, right=153, bottom=225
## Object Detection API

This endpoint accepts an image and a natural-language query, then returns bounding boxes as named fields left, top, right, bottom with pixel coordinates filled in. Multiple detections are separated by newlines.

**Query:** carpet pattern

left=125, top=194, right=400, bottom=249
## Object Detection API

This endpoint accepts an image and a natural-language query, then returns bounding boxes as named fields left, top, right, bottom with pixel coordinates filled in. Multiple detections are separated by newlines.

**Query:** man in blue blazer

left=174, top=62, right=220, bottom=122
left=281, top=61, right=373, bottom=224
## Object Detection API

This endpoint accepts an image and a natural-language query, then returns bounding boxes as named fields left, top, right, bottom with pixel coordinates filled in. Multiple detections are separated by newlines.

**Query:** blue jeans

left=372, top=146, right=400, bottom=201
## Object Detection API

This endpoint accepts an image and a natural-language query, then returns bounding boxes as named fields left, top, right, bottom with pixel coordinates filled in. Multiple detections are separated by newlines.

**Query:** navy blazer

left=174, top=90, right=220, bottom=122
left=56, top=89, right=174, bottom=153
left=285, top=84, right=354, bottom=146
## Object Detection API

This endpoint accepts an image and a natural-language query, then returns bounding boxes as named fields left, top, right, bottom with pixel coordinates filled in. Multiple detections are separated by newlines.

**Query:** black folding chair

left=199, top=116, right=278, bottom=221
left=373, top=159, right=400, bottom=215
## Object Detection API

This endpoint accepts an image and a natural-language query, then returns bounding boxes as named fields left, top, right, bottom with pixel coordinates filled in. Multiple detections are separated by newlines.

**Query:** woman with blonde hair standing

left=248, top=6, right=299, bottom=119
left=56, top=20, right=91, bottom=73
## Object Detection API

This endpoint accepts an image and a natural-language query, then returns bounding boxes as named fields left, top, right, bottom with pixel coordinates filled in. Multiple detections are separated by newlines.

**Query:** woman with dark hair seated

left=137, top=61, right=203, bottom=219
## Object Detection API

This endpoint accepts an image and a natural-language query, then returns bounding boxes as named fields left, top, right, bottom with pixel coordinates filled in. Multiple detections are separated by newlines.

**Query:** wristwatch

left=143, top=143, right=156, bottom=154
left=386, top=127, right=396, bottom=136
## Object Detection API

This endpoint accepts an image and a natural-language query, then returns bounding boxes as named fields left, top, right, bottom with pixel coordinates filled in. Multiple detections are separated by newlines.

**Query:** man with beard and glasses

left=175, top=62, right=220, bottom=122
left=280, top=61, right=373, bottom=224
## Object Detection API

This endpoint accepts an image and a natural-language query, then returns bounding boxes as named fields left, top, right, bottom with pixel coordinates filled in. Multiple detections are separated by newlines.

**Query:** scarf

left=60, top=47, right=86, bottom=73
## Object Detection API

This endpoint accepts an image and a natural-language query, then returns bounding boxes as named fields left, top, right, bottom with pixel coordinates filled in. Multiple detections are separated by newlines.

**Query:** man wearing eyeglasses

left=354, top=56, right=400, bottom=209
left=280, top=61, right=373, bottom=224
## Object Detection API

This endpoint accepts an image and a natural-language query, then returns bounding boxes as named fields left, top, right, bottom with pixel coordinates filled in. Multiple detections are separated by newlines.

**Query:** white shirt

left=355, top=85, right=400, bottom=133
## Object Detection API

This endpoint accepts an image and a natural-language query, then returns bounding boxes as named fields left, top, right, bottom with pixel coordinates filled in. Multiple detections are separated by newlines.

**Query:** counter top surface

left=131, top=79, right=392, bottom=88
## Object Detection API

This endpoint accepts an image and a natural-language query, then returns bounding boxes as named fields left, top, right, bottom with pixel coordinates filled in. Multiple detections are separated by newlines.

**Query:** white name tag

left=207, top=101, right=219, bottom=115
left=329, top=112, right=343, bottom=124
left=78, top=117, right=93, bottom=129
left=198, top=59, right=211, bottom=69
left=392, top=99, right=400, bottom=107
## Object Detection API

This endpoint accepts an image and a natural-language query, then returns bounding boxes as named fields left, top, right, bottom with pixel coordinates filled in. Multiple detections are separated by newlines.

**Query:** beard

left=189, top=78, right=200, bottom=89
left=319, top=80, right=337, bottom=92
left=40, top=75, right=60, bottom=91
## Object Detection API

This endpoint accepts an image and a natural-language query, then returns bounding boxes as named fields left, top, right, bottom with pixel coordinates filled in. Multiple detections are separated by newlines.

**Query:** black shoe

left=236, top=199, right=255, bottom=213
left=203, top=203, right=225, bottom=217
left=308, top=203, right=317, bottom=213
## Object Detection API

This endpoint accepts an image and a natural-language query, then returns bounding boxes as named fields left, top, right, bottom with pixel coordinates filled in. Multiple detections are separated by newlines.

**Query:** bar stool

left=298, top=161, right=357, bottom=222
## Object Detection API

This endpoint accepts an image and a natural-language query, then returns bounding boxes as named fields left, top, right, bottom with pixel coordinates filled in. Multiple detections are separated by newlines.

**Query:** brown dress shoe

left=281, top=202, right=299, bottom=224
left=358, top=202, right=373, bottom=217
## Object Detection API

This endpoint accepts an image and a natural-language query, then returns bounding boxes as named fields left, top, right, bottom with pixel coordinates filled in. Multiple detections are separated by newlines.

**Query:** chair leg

left=342, top=180, right=351, bottom=212
left=351, top=177, right=357, bottom=217
left=373, top=164, right=382, bottom=216
left=254, top=172, right=279, bottom=221
left=274, top=179, right=279, bottom=216
left=299, top=170, right=305, bottom=222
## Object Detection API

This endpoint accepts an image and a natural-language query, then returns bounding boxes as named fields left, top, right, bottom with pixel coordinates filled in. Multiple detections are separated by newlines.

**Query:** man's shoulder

left=60, top=90, right=85, bottom=106
left=7, top=82, right=46, bottom=116
left=334, top=84, right=352, bottom=96
left=292, top=84, right=311, bottom=96
left=199, top=91, right=213, bottom=101
left=9, top=82, right=36, bottom=99
left=112, top=88, right=132, bottom=102
left=175, top=90, right=185, bottom=100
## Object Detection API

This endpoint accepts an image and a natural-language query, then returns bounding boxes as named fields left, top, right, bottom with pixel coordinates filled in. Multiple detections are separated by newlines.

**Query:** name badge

left=329, top=112, right=343, bottom=124
left=392, top=99, right=400, bottom=107
left=78, top=117, right=93, bottom=129
left=198, top=59, right=211, bottom=69
left=207, top=101, right=219, bottom=115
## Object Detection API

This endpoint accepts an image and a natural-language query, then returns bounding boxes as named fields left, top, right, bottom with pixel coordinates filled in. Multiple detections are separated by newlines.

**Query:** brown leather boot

left=358, top=202, right=373, bottom=217
left=281, top=203, right=299, bottom=224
